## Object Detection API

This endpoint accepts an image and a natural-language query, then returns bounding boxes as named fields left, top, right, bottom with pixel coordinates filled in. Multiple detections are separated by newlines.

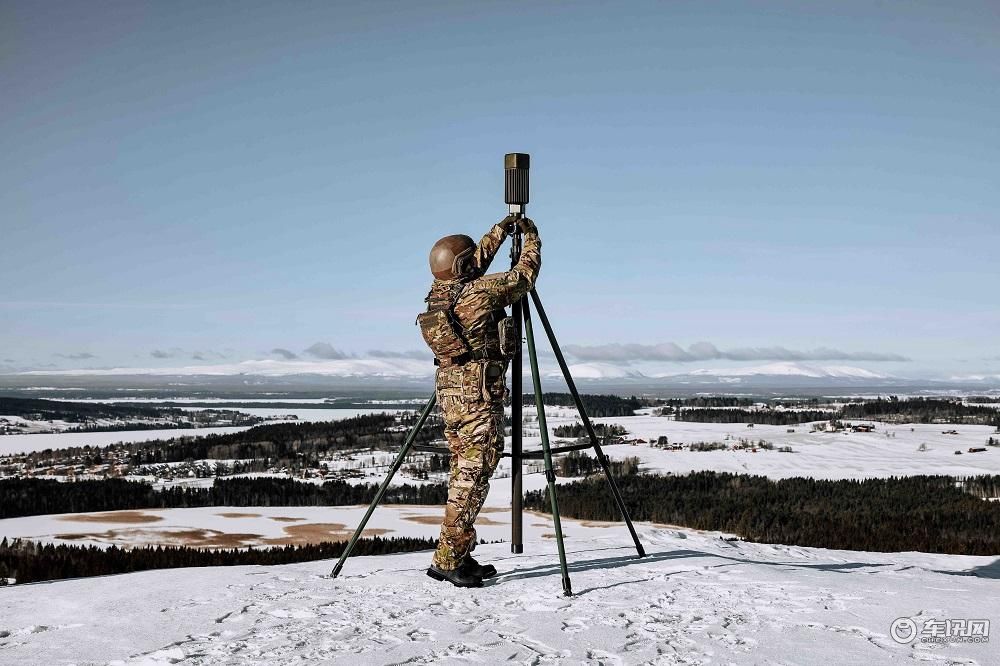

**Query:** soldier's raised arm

left=469, top=214, right=517, bottom=275
left=460, top=218, right=541, bottom=311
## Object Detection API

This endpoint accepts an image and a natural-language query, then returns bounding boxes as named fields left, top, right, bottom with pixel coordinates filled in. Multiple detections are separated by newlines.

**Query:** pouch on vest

left=461, top=362, right=484, bottom=402
left=416, top=309, right=472, bottom=362
left=482, top=360, right=509, bottom=405
left=497, top=316, right=518, bottom=360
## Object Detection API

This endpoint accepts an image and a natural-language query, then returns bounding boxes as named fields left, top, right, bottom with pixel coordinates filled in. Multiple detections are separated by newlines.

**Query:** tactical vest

left=417, top=281, right=518, bottom=367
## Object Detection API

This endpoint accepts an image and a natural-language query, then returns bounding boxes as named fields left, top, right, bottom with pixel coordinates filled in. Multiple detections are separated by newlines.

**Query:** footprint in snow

left=562, top=617, right=589, bottom=633
left=407, top=627, right=435, bottom=641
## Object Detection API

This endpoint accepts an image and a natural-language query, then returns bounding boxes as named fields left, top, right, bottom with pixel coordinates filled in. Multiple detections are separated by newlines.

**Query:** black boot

left=426, top=560, right=483, bottom=588
left=462, top=554, right=497, bottom=579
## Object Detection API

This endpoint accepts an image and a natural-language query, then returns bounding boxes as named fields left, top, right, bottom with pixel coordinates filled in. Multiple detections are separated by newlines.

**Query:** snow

left=0, top=426, right=253, bottom=456
left=2, top=407, right=1000, bottom=663
left=680, top=362, right=888, bottom=379
left=1, top=524, right=998, bottom=664
left=18, top=357, right=433, bottom=378
left=0, top=409, right=407, bottom=456
left=551, top=363, right=643, bottom=380
left=0, top=407, right=1000, bottom=666
left=564, top=413, right=1000, bottom=480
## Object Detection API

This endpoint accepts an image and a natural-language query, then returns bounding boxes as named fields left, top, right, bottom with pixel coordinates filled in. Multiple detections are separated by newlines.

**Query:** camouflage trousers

left=431, top=368, right=506, bottom=570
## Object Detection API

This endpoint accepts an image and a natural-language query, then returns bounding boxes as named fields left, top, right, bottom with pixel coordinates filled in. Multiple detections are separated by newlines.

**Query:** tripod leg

left=523, top=298, right=573, bottom=596
left=529, top=290, right=646, bottom=558
left=331, top=392, right=437, bottom=578
left=511, top=295, right=524, bottom=553
left=509, top=231, right=524, bottom=554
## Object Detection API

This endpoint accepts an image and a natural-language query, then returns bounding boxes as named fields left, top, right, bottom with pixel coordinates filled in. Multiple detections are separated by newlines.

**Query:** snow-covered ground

left=574, top=412, right=1000, bottom=480
left=2, top=407, right=1000, bottom=663
left=515, top=407, right=1000, bottom=481
left=3, top=407, right=999, bottom=551
left=0, top=408, right=406, bottom=456
left=1, top=524, right=998, bottom=665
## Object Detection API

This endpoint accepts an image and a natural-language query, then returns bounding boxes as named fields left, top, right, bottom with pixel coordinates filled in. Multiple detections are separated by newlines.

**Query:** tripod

left=330, top=227, right=645, bottom=596
left=331, top=153, right=644, bottom=595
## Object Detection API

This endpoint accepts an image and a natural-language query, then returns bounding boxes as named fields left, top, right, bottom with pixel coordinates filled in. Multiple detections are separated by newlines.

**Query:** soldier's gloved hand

left=517, top=217, right=537, bottom=234
left=499, top=214, right=519, bottom=233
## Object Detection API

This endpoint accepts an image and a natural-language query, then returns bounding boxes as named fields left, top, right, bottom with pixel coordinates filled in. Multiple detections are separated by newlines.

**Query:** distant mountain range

left=3, top=359, right=999, bottom=395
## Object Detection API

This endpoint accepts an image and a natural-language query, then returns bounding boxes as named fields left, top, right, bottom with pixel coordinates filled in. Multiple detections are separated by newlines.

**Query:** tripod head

left=504, top=153, right=530, bottom=218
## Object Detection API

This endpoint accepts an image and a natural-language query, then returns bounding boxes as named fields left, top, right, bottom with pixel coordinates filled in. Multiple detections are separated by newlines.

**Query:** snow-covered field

left=518, top=407, right=1000, bottom=481
left=0, top=426, right=254, bottom=456
left=578, top=412, right=1000, bottom=480
left=3, top=407, right=999, bottom=552
left=1, top=523, right=998, bottom=665
left=2, top=406, right=1000, bottom=663
left=0, top=408, right=406, bottom=456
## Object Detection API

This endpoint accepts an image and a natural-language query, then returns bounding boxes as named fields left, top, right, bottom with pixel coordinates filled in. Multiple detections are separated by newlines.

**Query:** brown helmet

left=429, top=234, right=476, bottom=280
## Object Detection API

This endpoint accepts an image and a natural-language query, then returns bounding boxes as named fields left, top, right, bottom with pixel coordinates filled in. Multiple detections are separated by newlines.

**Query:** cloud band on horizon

left=561, top=342, right=910, bottom=364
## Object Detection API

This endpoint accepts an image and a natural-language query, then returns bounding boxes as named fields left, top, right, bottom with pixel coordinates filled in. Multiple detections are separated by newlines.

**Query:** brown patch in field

left=54, top=528, right=263, bottom=549
left=262, top=522, right=391, bottom=546
left=216, top=512, right=262, bottom=519
left=58, top=511, right=163, bottom=524
left=473, top=516, right=505, bottom=525
left=402, top=514, right=506, bottom=526
left=477, top=507, right=508, bottom=514
left=579, top=520, right=617, bottom=528
left=270, top=516, right=306, bottom=523
left=401, top=514, right=444, bottom=525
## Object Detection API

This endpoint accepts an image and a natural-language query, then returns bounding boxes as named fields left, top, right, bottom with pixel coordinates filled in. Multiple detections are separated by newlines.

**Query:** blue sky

left=1, top=1, right=998, bottom=379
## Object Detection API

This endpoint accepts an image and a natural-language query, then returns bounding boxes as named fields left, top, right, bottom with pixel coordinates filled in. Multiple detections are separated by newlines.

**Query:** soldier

left=416, top=213, right=541, bottom=587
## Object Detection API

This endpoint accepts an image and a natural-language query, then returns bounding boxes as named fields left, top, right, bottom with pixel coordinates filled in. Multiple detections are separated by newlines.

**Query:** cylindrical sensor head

left=504, top=153, right=530, bottom=206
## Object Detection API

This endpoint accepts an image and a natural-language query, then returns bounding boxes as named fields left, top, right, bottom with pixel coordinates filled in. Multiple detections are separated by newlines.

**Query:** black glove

left=499, top=214, right=519, bottom=234
left=517, top=216, right=537, bottom=234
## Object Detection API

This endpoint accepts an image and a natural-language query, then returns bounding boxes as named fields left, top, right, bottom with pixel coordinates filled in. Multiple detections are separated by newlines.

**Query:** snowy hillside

left=1, top=523, right=998, bottom=665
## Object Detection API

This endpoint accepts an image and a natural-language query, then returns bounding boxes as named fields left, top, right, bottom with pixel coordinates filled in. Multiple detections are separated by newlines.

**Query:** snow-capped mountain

left=8, top=358, right=999, bottom=393
left=679, top=362, right=888, bottom=380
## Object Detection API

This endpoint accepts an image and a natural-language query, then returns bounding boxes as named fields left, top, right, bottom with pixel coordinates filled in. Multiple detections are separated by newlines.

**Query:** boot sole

left=426, top=568, right=483, bottom=588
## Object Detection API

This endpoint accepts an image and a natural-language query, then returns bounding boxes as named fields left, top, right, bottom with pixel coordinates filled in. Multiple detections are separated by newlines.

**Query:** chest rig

left=416, top=281, right=518, bottom=367
left=417, top=281, right=518, bottom=405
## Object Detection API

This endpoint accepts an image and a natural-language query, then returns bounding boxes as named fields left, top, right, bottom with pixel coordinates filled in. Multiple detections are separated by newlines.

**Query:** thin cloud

left=191, top=350, right=228, bottom=361
left=303, top=342, right=349, bottom=360
left=270, top=348, right=299, bottom=360
left=367, top=349, right=430, bottom=360
left=54, top=352, right=97, bottom=360
left=562, top=341, right=910, bottom=364
left=150, top=348, right=182, bottom=359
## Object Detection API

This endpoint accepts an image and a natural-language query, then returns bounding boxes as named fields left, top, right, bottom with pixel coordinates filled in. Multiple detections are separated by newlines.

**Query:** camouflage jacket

left=422, top=221, right=541, bottom=365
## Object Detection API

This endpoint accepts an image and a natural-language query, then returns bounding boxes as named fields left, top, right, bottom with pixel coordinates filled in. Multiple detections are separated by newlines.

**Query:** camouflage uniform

left=422, top=220, right=541, bottom=570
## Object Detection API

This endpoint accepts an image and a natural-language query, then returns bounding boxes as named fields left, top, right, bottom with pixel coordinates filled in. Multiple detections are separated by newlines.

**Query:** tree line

left=524, top=471, right=1000, bottom=555
left=555, top=451, right=640, bottom=478
left=0, top=535, right=438, bottom=585
left=0, top=476, right=448, bottom=519
left=672, top=397, right=1000, bottom=426
left=10, top=412, right=444, bottom=472
left=0, top=396, right=184, bottom=421
left=675, top=409, right=834, bottom=425
left=840, top=397, right=1000, bottom=425
left=522, top=393, right=644, bottom=417
left=552, top=422, right=628, bottom=438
